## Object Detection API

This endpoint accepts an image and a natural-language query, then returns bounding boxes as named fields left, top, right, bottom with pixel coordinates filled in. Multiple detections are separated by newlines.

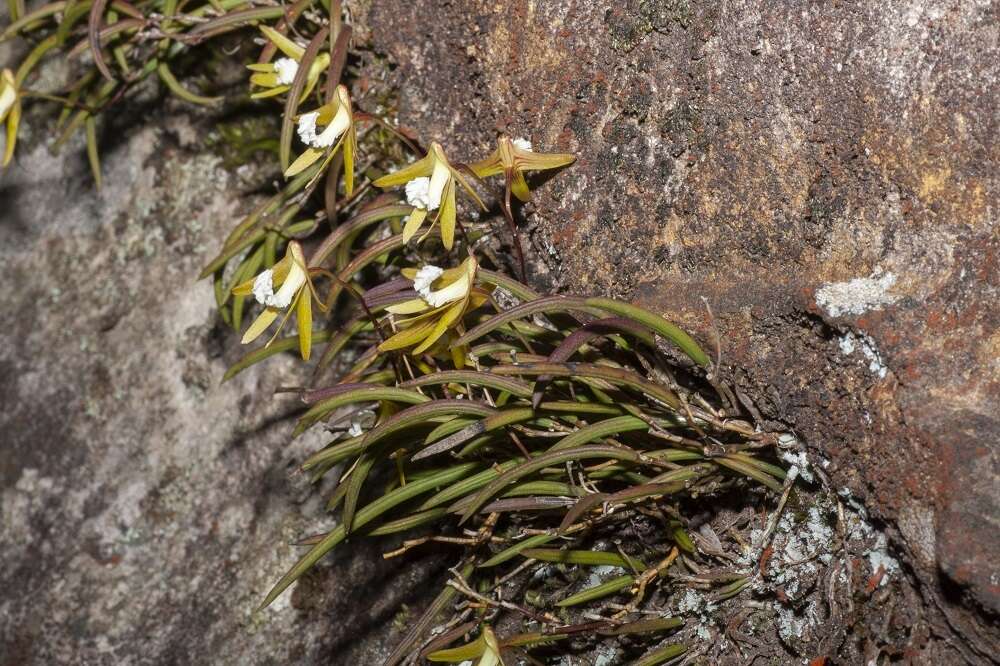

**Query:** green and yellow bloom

left=285, top=83, right=356, bottom=190
left=247, top=26, right=330, bottom=100
left=373, top=142, right=484, bottom=250
left=380, top=256, right=490, bottom=358
left=427, top=624, right=505, bottom=666
left=1, top=69, right=22, bottom=168
left=232, top=241, right=318, bottom=360
left=470, top=135, right=575, bottom=202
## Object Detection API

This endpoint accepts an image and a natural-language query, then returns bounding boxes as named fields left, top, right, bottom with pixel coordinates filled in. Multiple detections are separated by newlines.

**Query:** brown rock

left=364, top=0, right=1000, bottom=656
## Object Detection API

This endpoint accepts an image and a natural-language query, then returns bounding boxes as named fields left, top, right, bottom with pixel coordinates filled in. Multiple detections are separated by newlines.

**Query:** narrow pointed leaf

left=259, top=463, right=478, bottom=609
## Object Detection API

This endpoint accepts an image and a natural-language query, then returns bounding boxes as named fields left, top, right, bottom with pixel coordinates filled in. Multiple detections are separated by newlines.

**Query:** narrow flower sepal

left=470, top=135, right=575, bottom=202
left=232, top=241, right=319, bottom=360
left=427, top=624, right=505, bottom=666
left=373, top=142, right=485, bottom=250
left=0, top=69, right=22, bottom=168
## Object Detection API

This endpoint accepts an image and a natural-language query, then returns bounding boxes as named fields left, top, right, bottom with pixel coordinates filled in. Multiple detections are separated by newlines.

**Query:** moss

left=207, top=114, right=281, bottom=169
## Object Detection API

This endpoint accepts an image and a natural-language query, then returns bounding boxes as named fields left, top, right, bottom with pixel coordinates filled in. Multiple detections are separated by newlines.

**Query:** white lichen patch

left=674, top=588, right=718, bottom=638
left=770, top=505, right=835, bottom=600
left=865, top=533, right=900, bottom=587
left=816, top=271, right=898, bottom=318
left=780, top=450, right=815, bottom=484
left=777, top=433, right=815, bottom=483
left=838, top=331, right=889, bottom=378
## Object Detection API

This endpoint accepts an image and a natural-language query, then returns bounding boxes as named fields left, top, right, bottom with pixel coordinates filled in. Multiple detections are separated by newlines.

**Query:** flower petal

left=401, top=207, right=428, bottom=243
left=285, top=146, right=325, bottom=177
left=342, top=127, right=355, bottom=195
left=519, top=150, right=576, bottom=172
left=372, top=153, right=434, bottom=188
left=241, top=308, right=279, bottom=344
left=412, top=298, right=466, bottom=353
left=297, top=289, right=312, bottom=360
left=510, top=168, right=531, bottom=202
left=231, top=275, right=256, bottom=296
left=385, top=298, right=430, bottom=315
left=3, top=102, right=19, bottom=167
left=439, top=179, right=457, bottom=250
left=260, top=25, right=305, bottom=60
left=251, top=86, right=290, bottom=100
left=469, top=152, right=503, bottom=178
left=378, top=319, right=438, bottom=351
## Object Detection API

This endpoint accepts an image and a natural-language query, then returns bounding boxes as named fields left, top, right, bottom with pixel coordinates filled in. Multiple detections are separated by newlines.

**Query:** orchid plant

left=1, top=2, right=790, bottom=663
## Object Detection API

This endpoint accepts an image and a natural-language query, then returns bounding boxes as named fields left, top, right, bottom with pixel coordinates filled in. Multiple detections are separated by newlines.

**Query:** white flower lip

left=296, top=105, right=351, bottom=149
left=405, top=177, right=432, bottom=210
left=251, top=269, right=275, bottom=306
left=412, top=265, right=443, bottom=298
left=296, top=112, right=319, bottom=145
left=267, top=263, right=307, bottom=308
left=415, top=264, right=470, bottom=308
left=251, top=264, right=307, bottom=310
left=273, top=57, right=299, bottom=86
left=513, top=137, right=533, bottom=151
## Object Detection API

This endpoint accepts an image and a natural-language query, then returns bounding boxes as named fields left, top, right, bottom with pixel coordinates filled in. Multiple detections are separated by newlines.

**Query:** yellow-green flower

left=470, top=135, right=575, bottom=202
left=285, top=83, right=356, bottom=191
left=427, top=624, right=505, bottom=666
left=1, top=69, right=22, bottom=168
left=232, top=241, right=318, bottom=360
left=373, top=142, right=484, bottom=250
left=380, top=256, right=489, bottom=357
left=247, top=26, right=330, bottom=100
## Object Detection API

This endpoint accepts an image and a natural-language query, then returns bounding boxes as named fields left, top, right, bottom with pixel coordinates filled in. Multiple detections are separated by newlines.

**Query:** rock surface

left=0, top=104, right=440, bottom=663
left=364, top=0, right=999, bottom=659
left=2, top=0, right=998, bottom=663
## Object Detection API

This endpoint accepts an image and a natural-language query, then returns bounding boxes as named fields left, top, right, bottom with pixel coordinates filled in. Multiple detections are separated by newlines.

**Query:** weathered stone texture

left=0, top=109, right=432, bottom=663
left=365, top=0, right=999, bottom=656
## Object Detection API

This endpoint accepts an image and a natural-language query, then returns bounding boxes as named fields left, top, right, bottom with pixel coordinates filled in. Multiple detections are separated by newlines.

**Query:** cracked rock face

left=363, top=0, right=999, bottom=657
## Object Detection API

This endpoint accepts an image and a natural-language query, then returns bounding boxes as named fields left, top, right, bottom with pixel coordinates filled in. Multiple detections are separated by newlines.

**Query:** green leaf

left=358, top=400, right=497, bottom=451
left=413, top=407, right=534, bottom=461
left=520, top=549, right=645, bottom=570
left=222, top=331, right=333, bottom=383
left=259, top=463, right=479, bottom=609
left=454, top=444, right=662, bottom=524
left=635, top=643, right=688, bottom=666
left=156, top=62, right=222, bottom=106
left=556, top=574, right=634, bottom=607
left=601, top=617, right=684, bottom=636
left=478, top=533, right=558, bottom=568
left=385, top=562, right=476, bottom=666
left=294, top=386, right=431, bottom=437
left=454, top=295, right=599, bottom=346
left=490, top=363, right=680, bottom=411
left=84, top=116, right=101, bottom=188
left=400, top=370, right=533, bottom=399
left=584, top=297, right=710, bottom=367
left=715, top=455, right=783, bottom=492
left=548, top=415, right=648, bottom=452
